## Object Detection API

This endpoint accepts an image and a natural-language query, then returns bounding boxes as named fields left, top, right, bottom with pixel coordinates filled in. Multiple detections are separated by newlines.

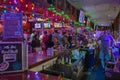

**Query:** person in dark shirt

left=68, top=33, right=72, bottom=48
left=46, top=34, right=54, bottom=56
left=31, top=34, right=40, bottom=53
left=46, top=34, right=54, bottom=48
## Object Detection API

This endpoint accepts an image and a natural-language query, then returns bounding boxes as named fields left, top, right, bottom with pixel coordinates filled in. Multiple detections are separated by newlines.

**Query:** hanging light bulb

left=26, top=4, right=28, bottom=8
left=32, top=7, right=34, bottom=10
left=9, top=1, right=12, bottom=4
left=20, top=0, right=23, bottom=2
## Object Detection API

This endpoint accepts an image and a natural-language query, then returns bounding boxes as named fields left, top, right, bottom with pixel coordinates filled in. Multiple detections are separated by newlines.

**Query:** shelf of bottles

left=41, top=48, right=87, bottom=79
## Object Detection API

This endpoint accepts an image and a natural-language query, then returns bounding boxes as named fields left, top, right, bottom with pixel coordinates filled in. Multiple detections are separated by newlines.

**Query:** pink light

left=20, top=0, right=24, bottom=2
left=84, top=20, right=86, bottom=23
left=14, top=0, right=17, bottom=4
left=15, top=7, right=19, bottom=11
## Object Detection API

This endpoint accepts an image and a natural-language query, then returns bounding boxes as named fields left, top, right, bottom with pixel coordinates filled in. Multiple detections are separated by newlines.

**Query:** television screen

left=79, top=10, right=85, bottom=23
left=35, top=23, right=41, bottom=28
left=54, top=23, right=62, bottom=28
left=44, top=23, right=51, bottom=28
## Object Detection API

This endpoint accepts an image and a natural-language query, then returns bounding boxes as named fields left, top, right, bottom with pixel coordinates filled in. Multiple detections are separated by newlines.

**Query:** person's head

left=62, top=32, right=66, bottom=35
left=44, top=31, right=47, bottom=35
left=54, top=30, right=58, bottom=33
left=102, top=29, right=107, bottom=34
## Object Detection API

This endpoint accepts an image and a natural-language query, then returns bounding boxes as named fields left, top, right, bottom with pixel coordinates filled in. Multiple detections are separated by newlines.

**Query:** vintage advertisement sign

left=0, top=42, right=23, bottom=72
left=3, top=13, right=23, bottom=39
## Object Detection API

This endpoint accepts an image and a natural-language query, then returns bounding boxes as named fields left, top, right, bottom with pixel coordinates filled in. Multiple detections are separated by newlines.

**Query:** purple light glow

left=14, top=0, right=17, bottom=4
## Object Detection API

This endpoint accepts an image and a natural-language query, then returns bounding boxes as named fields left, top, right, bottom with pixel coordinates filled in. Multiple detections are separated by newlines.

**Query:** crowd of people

left=29, top=29, right=75, bottom=56
left=28, top=28, right=120, bottom=71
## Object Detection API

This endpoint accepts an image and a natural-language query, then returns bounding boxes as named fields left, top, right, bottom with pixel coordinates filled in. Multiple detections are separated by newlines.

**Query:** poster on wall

left=3, top=13, right=23, bottom=39
left=0, top=42, right=23, bottom=73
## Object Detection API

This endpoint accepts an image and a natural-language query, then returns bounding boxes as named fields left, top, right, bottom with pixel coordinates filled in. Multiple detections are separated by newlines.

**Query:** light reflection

left=35, top=72, right=39, bottom=75
left=27, top=74, right=30, bottom=79
left=35, top=72, right=41, bottom=80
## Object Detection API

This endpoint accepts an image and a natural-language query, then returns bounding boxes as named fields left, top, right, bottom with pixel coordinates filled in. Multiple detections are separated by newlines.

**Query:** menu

left=3, top=13, right=23, bottom=39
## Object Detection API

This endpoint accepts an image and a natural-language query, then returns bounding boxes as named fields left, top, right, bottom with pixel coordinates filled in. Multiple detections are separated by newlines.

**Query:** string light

left=0, top=5, right=3, bottom=8
left=14, top=0, right=17, bottom=4
left=52, top=14, right=54, bottom=17
left=20, top=0, right=23, bottom=2
left=26, top=4, right=28, bottom=8
left=15, top=7, right=19, bottom=11
left=9, top=1, right=12, bottom=4
left=32, top=7, right=34, bottom=10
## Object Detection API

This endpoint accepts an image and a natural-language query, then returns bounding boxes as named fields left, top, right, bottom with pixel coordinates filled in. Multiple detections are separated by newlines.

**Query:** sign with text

left=3, top=13, right=23, bottom=39
left=0, top=42, right=23, bottom=73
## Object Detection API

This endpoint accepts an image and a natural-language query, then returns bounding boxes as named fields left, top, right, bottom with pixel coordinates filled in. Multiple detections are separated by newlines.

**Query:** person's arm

left=110, top=35, right=115, bottom=47
left=96, top=35, right=101, bottom=43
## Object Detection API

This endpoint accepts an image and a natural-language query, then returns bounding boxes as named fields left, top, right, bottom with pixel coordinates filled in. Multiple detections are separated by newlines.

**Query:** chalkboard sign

left=0, top=42, right=23, bottom=73
left=3, top=13, right=23, bottom=39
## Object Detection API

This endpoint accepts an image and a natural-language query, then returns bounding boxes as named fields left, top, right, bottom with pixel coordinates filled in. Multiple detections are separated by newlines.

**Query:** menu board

left=3, top=13, right=23, bottom=39
left=0, top=42, right=23, bottom=73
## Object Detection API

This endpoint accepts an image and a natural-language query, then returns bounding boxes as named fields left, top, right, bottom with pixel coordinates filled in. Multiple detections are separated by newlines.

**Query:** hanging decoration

left=0, top=0, right=73, bottom=26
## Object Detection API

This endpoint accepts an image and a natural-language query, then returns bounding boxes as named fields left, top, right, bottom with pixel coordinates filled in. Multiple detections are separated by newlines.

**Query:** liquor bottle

left=66, top=57, right=69, bottom=64
left=61, top=56, right=64, bottom=64
left=69, top=57, right=72, bottom=65
left=57, top=56, right=62, bottom=64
